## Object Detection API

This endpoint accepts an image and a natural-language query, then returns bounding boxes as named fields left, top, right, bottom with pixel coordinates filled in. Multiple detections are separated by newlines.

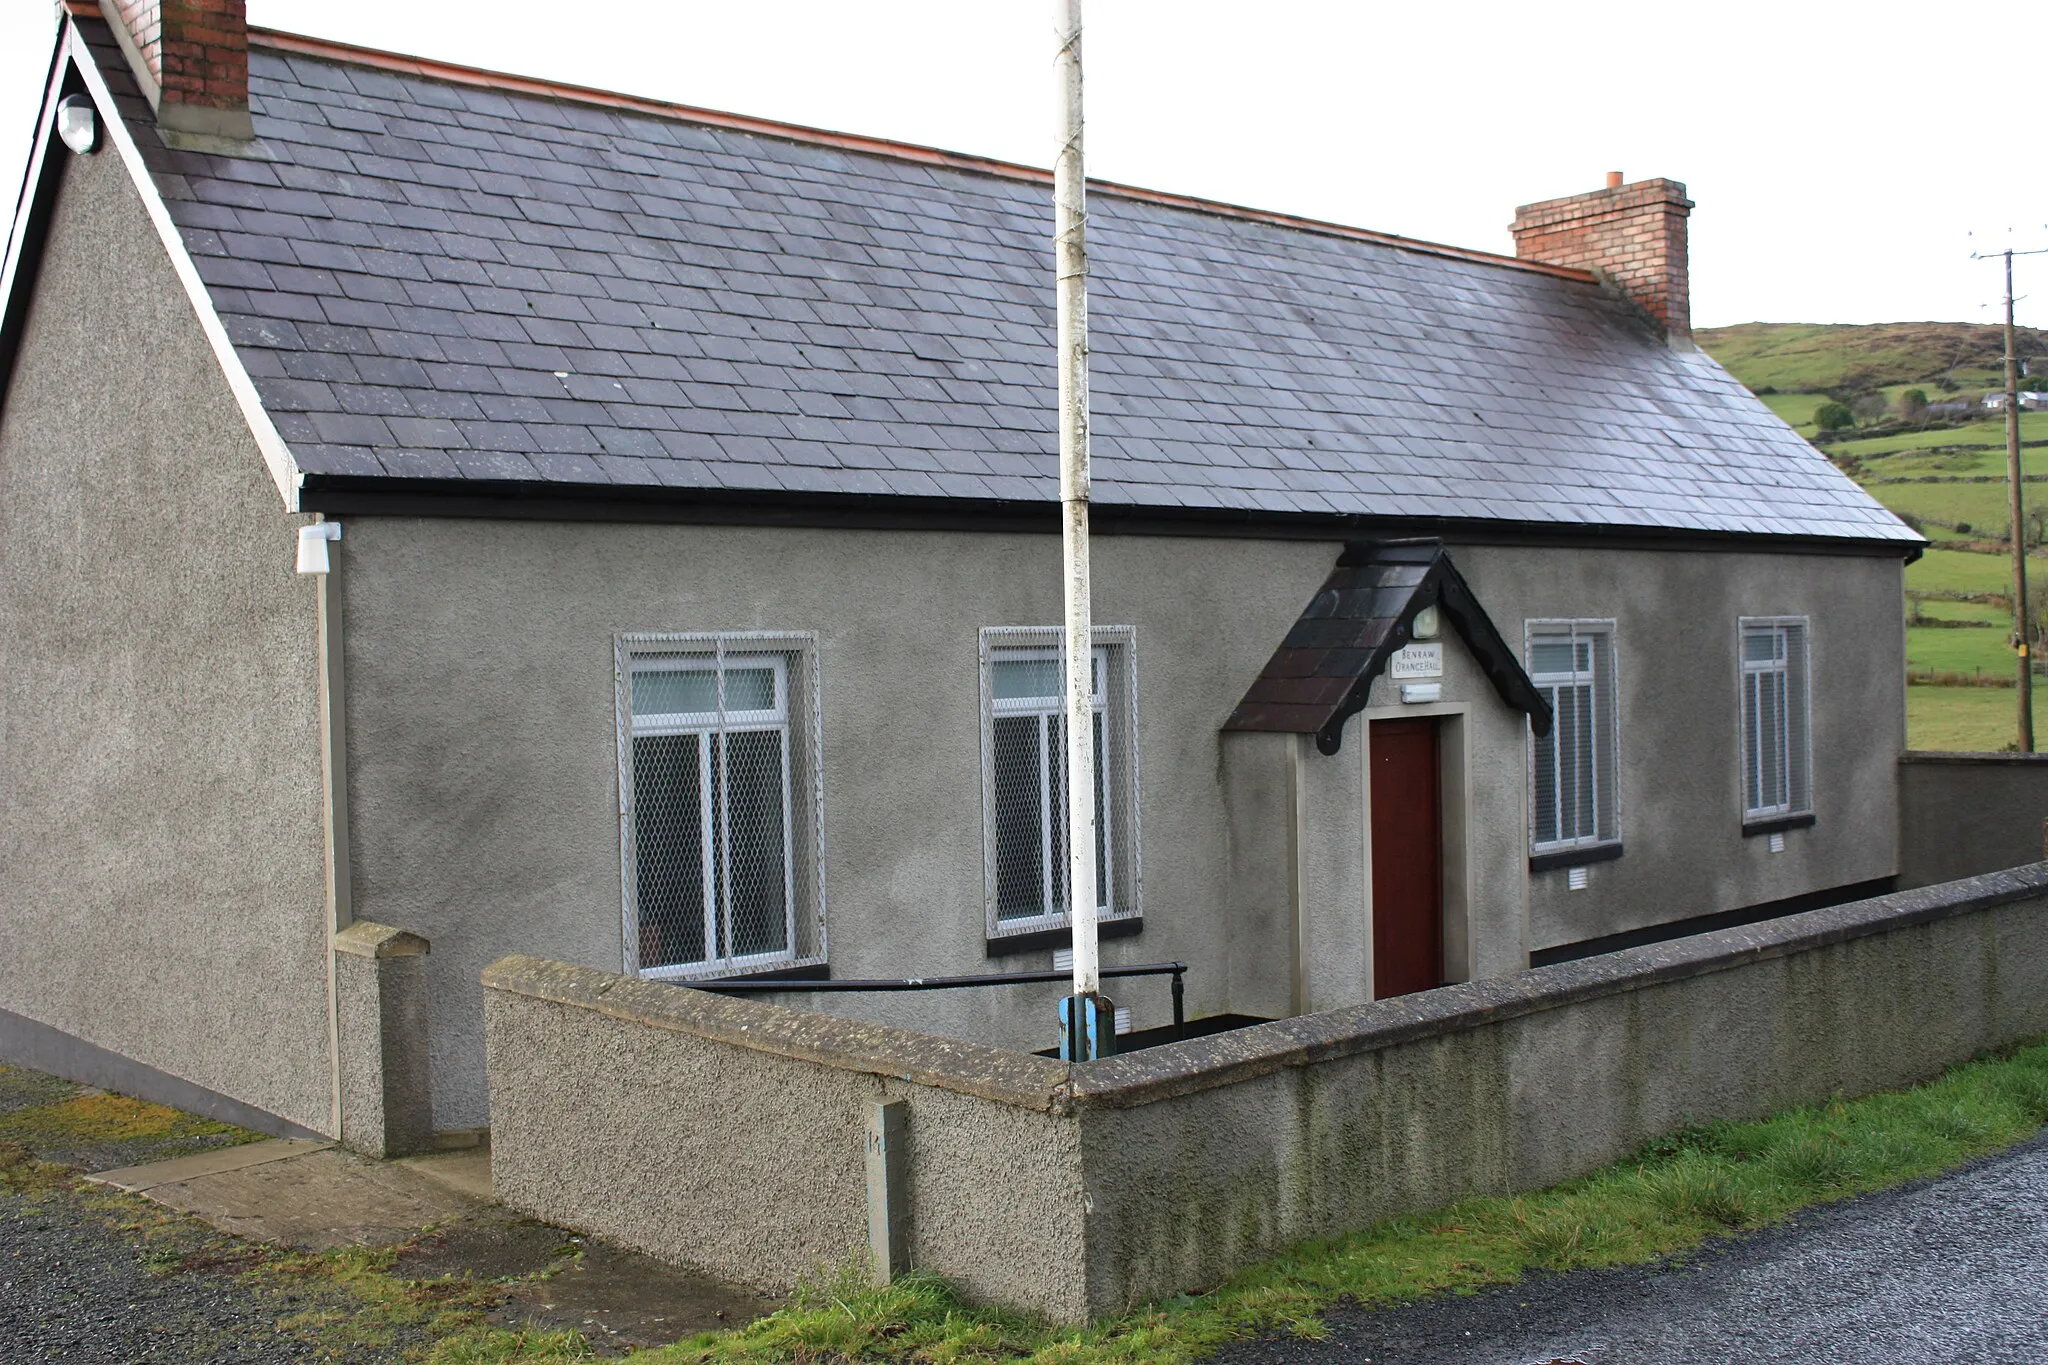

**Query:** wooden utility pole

left=2004, top=249, right=2035, bottom=751
left=1053, top=0, right=1110, bottom=1059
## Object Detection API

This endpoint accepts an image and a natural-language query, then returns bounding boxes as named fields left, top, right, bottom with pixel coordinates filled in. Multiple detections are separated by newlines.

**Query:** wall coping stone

left=484, top=864, right=2048, bottom=1116
left=480, top=956, right=1073, bottom=1112
left=1071, top=863, right=2048, bottom=1107
left=1901, top=751, right=2048, bottom=766
left=333, top=921, right=430, bottom=959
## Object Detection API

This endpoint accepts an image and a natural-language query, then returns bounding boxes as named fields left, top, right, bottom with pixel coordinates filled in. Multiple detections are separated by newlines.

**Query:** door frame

left=1358, top=701, right=1474, bottom=999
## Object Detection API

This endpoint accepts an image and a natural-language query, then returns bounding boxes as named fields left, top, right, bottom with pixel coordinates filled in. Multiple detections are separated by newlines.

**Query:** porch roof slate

left=78, top=19, right=1917, bottom=544
left=1225, top=539, right=1552, bottom=753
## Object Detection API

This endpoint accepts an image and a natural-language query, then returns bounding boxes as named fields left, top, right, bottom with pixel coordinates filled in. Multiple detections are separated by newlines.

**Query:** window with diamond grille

left=1527, top=621, right=1619, bottom=852
left=980, top=627, right=1140, bottom=938
left=616, top=633, right=824, bottom=979
left=1739, top=618, right=1811, bottom=821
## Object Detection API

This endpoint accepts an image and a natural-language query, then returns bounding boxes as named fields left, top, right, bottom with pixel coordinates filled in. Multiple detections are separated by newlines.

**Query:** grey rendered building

left=0, top=3, right=1917, bottom=1145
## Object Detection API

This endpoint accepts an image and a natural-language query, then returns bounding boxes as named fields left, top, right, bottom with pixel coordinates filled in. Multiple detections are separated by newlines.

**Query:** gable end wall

left=0, top=139, right=330, bottom=1133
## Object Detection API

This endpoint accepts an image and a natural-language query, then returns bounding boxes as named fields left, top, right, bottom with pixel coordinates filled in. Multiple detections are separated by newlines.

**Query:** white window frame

left=1525, top=619, right=1621, bottom=855
left=1738, top=616, right=1813, bottom=823
left=979, top=625, right=1141, bottom=940
left=615, top=631, right=825, bottom=981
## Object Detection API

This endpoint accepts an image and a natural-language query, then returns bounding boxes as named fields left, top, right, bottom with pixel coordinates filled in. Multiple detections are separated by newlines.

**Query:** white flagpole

left=1053, top=0, right=1102, bottom=1044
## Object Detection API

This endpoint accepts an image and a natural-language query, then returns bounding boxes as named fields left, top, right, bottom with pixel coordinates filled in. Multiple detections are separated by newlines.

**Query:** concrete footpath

left=83, top=1135, right=774, bottom=1349
left=1, top=1063, right=774, bottom=1357
left=88, top=1138, right=496, bottom=1250
left=1216, top=1131, right=2048, bottom=1365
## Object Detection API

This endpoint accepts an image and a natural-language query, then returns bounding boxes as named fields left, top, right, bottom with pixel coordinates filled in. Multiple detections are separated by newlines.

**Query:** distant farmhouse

left=0, top=1, right=1918, bottom=1147
left=1982, top=391, right=2048, bottom=411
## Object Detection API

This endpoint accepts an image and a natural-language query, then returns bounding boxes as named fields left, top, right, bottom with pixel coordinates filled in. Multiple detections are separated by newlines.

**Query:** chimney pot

left=1511, top=175, right=1695, bottom=344
left=103, top=0, right=252, bottom=142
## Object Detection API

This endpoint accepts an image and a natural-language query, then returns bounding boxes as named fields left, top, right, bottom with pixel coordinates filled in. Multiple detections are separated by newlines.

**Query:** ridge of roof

left=239, top=25, right=1596, bottom=286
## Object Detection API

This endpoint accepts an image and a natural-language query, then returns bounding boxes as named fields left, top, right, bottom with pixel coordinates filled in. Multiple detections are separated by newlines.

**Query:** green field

left=1859, top=449, right=2048, bottom=485
left=1828, top=414, right=2048, bottom=462
left=1881, top=482, right=2026, bottom=533
left=1906, top=547, right=2027, bottom=596
left=1699, top=323, right=2048, bottom=752
left=1700, top=321, right=2035, bottom=393
left=1906, top=624, right=2017, bottom=676
left=1760, top=392, right=1831, bottom=435
left=1909, top=685, right=2028, bottom=751
left=1760, top=390, right=2025, bottom=439
left=1911, top=598, right=2013, bottom=625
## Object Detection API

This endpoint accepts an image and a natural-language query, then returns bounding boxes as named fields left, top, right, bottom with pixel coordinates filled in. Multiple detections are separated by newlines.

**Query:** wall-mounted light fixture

left=56, top=94, right=98, bottom=156
left=1409, top=605, right=1439, bottom=640
left=296, top=521, right=341, bottom=574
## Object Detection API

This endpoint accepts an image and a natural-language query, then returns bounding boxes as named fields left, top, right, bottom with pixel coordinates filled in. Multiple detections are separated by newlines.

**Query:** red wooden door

left=1369, top=717, right=1443, bottom=999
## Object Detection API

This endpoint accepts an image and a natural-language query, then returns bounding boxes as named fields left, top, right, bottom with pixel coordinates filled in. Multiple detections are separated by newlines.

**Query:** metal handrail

left=696, top=960, right=1189, bottom=1041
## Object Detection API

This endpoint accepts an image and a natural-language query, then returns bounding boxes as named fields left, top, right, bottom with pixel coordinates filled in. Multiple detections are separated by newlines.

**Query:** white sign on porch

left=1389, top=642, right=1443, bottom=680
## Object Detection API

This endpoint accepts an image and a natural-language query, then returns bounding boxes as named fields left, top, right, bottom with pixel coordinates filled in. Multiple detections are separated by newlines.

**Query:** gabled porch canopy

left=1224, top=539, right=1553, bottom=754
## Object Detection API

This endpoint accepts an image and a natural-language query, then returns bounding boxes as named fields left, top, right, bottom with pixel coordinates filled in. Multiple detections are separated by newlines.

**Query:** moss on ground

left=0, top=1090, right=233, bottom=1143
left=262, top=1244, right=512, bottom=1356
left=0, top=1081, right=260, bottom=1171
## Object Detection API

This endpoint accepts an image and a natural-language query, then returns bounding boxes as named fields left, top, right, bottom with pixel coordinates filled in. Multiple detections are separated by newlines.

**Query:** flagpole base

left=1058, top=991, right=1117, bottom=1061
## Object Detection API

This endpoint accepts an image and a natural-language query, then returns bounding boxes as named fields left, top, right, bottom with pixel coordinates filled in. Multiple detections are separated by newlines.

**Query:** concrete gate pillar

left=332, top=921, right=434, bottom=1157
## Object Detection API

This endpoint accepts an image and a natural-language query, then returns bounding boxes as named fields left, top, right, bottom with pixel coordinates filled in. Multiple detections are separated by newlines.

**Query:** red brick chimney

left=103, top=0, right=253, bottom=142
left=1512, top=174, right=1694, bottom=345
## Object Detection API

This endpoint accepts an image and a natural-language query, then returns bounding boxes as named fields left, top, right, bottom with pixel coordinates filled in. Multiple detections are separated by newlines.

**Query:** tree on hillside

left=1814, top=401, right=1855, bottom=431
left=1899, top=388, right=1929, bottom=420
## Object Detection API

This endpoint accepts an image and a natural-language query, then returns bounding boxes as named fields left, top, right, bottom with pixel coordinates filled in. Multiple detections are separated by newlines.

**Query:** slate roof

left=71, top=18, right=1916, bottom=543
left=1225, top=540, right=1550, bottom=754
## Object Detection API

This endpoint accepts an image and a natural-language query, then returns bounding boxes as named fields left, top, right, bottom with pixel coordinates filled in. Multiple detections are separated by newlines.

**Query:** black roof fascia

left=296, top=474, right=1927, bottom=562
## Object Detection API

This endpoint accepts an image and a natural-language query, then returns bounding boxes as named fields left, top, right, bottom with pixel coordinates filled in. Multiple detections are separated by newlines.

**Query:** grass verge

left=1909, top=682, right=2033, bottom=750
left=416, top=1036, right=2048, bottom=1365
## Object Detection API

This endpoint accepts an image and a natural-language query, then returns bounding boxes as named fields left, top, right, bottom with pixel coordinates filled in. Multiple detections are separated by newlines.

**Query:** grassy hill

left=1698, top=322, right=2048, bottom=394
left=1694, top=322, right=2048, bottom=751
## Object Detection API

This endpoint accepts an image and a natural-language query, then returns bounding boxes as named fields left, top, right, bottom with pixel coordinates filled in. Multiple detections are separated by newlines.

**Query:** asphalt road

left=1217, top=1132, right=2048, bottom=1365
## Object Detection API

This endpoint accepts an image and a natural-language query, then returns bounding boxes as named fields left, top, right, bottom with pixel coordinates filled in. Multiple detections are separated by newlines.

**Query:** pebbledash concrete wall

left=483, top=863, right=2048, bottom=1323
left=350, top=512, right=1906, bottom=1129
left=1898, top=751, right=2048, bottom=889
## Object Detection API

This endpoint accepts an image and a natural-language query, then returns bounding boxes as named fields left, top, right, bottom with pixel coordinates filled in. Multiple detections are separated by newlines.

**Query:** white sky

left=3, top=0, right=2043, bottom=331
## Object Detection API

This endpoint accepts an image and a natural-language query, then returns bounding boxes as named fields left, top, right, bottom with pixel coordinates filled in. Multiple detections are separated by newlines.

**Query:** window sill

left=1742, top=812, right=1817, bottom=838
left=985, top=916, right=1143, bottom=958
left=1528, top=842, right=1624, bottom=874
